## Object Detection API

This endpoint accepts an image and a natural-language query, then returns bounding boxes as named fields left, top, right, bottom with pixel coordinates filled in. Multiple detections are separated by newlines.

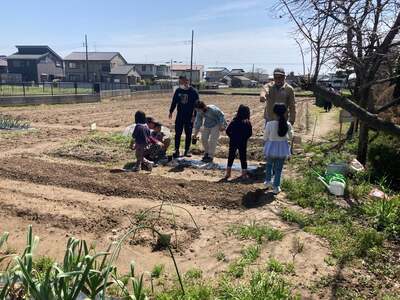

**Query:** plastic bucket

left=327, top=163, right=348, bottom=175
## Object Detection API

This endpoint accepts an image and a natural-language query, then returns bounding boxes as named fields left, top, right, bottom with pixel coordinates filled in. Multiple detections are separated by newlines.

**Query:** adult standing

left=193, top=101, right=227, bottom=163
left=169, top=76, right=199, bottom=158
left=260, top=68, right=296, bottom=125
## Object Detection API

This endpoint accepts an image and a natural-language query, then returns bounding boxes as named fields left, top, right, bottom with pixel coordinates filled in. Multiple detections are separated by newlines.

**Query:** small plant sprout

left=216, top=251, right=226, bottom=262
left=151, top=264, right=165, bottom=279
left=291, top=236, right=305, bottom=262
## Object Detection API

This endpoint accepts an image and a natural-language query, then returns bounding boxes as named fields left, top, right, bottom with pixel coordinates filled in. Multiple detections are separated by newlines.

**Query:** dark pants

left=175, top=120, right=193, bottom=153
left=227, top=142, right=248, bottom=170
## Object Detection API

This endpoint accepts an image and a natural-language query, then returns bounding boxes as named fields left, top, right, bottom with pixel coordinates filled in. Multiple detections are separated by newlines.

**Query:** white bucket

left=328, top=180, right=346, bottom=196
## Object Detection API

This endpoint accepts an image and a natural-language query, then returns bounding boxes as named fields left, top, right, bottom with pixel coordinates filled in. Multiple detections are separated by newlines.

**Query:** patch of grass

left=184, top=268, right=203, bottom=281
left=266, top=258, right=296, bottom=275
left=219, top=271, right=299, bottom=300
left=280, top=208, right=311, bottom=228
left=241, top=245, right=261, bottom=264
left=228, top=221, right=284, bottom=244
left=0, top=114, right=30, bottom=130
left=151, top=264, right=165, bottom=279
left=216, top=251, right=226, bottom=262
left=227, top=245, right=261, bottom=279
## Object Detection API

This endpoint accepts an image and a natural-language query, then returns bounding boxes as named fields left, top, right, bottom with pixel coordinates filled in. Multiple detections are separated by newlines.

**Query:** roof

left=110, top=65, right=140, bottom=76
left=7, top=53, right=47, bottom=60
left=15, top=45, right=63, bottom=61
left=64, top=52, right=124, bottom=62
left=231, top=76, right=251, bottom=81
left=171, top=64, right=204, bottom=71
left=206, top=67, right=228, bottom=72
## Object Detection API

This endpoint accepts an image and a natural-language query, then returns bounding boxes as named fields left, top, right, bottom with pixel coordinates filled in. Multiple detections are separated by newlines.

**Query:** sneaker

left=184, top=150, right=192, bottom=157
left=203, top=156, right=213, bottom=163
left=273, top=186, right=282, bottom=194
left=201, top=153, right=209, bottom=162
left=264, top=181, right=273, bottom=189
left=146, top=161, right=154, bottom=172
left=173, top=151, right=180, bottom=159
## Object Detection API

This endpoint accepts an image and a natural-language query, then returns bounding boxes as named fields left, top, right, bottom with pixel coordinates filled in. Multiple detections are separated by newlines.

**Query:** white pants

left=201, top=125, right=220, bottom=158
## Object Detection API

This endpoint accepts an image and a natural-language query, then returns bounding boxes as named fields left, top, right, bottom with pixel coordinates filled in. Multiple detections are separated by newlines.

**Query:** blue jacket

left=194, top=105, right=227, bottom=130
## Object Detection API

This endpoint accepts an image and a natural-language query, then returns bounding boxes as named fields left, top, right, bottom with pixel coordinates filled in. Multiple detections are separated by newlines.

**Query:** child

left=263, top=103, right=293, bottom=194
left=225, top=104, right=253, bottom=179
left=131, top=110, right=154, bottom=172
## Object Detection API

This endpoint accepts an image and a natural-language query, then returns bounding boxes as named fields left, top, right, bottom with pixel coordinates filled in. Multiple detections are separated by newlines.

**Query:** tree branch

left=375, top=96, right=400, bottom=113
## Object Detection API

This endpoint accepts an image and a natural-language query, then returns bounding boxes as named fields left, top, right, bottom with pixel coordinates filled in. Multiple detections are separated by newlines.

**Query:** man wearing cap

left=169, top=75, right=199, bottom=158
left=260, top=68, right=296, bottom=125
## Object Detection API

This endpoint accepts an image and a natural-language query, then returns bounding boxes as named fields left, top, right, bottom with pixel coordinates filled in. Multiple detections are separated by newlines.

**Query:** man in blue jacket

left=169, top=76, right=199, bottom=158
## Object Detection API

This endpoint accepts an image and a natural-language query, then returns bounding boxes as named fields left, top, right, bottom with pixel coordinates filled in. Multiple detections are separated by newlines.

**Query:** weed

left=290, top=237, right=305, bottom=262
left=280, top=208, right=311, bottom=228
left=228, top=221, right=283, bottom=244
left=216, top=251, right=226, bottom=262
left=184, top=268, right=202, bottom=281
left=227, top=260, right=245, bottom=278
left=241, top=245, right=261, bottom=264
left=0, top=115, right=30, bottom=130
left=266, top=258, right=296, bottom=275
left=151, top=264, right=165, bottom=279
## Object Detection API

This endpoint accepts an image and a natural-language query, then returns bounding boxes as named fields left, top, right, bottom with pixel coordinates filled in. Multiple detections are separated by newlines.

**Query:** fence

left=0, top=82, right=172, bottom=97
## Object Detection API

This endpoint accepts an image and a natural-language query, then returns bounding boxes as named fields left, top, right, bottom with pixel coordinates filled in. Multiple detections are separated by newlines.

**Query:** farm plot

left=2, top=94, right=393, bottom=299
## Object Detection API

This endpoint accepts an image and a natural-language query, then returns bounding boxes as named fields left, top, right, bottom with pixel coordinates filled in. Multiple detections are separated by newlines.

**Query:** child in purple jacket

left=131, top=111, right=154, bottom=171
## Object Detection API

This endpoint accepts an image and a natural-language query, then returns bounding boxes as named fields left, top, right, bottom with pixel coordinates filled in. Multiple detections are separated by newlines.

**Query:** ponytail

left=273, top=103, right=288, bottom=137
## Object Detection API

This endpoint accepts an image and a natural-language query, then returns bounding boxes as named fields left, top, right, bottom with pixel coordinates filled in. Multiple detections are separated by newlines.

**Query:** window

left=69, top=74, right=80, bottom=81
left=142, top=65, right=146, bottom=72
left=102, top=64, right=111, bottom=72
left=56, top=61, right=62, bottom=68
left=69, top=62, right=79, bottom=69
left=13, top=60, right=22, bottom=67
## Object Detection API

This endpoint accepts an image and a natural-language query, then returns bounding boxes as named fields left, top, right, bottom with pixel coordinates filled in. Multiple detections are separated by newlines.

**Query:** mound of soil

left=0, top=156, right=258, bottom=209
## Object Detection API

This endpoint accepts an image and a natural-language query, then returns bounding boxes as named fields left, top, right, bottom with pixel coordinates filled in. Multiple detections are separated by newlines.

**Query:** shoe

left=203, top=157, right=213, bottom=163
left=201, top=153, right=209, bottom=162
left=173, top=151, right=180, bottom=159
left=146, top=162, right=154, bottom=172
left=184, top=150, right=192, bottom=157
left=273, top=186, right=282, bottom=194
left=225, top=167, right=232, bottom=179
left=264, top=181, right=273, bottom=189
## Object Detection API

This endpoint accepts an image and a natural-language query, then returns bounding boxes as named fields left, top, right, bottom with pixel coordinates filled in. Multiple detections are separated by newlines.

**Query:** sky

left=0, top=0, right=307, bottom=74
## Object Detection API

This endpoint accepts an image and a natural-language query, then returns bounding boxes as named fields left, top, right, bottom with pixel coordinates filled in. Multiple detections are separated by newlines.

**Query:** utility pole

left=85, top=34, right=89, bottom=82
left=189, top=30, right=194, bottom=85
left=252, top=64, right=255, bottom=80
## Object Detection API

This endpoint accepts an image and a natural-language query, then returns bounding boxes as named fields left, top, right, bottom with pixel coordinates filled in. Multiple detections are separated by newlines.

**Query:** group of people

left=131, top=67, right=296, bottom=194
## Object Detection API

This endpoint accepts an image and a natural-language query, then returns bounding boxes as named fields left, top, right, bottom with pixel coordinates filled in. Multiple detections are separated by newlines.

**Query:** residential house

left=156, top=64, right=171, bottom=79
left=231, top=76, right=252, bottom=88
left=171, top=64, right=204, bottom=83
left=317, top=73, right=347, bottom=89
left=109, top=65, right=141, bottom=84
left=7, top=45, right=64, bottom=82
left=0, top=56, right=7, bottom=74
left=132, top=64, right=157, bottom=81
left=205, top=67, right=229, bottom=82
left=229, top=68, right=246, bottom=76
left=64, top=52, right=127, bottom=82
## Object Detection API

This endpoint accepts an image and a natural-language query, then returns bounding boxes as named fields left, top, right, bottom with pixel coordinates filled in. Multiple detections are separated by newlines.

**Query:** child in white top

left=263, top=103, right=293, bottom=194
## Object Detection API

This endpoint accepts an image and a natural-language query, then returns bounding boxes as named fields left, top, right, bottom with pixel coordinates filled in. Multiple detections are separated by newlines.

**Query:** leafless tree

left=276, top=0, right=400, bottom=164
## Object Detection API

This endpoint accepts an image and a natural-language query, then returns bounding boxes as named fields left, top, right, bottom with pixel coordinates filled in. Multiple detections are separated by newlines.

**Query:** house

left=317, top=73, right=347, bottom=89
left=7, top=45, right=64, bottom=82
left=0, top=56, right=7, bottom=74
left=64, top=52, right=127, bottom=82
left=230, top=76, right=252, bottom=88
left=171, top=64, right=204, bottom=83
left=205, top=67, right=229, bottom=82
left=156, top=64, right=171, bottom=79
left=109, top=65, right=141, bottom=84
left=229, top=68, right=246, bottom=76
left=131, top=64, right=157, bottom=81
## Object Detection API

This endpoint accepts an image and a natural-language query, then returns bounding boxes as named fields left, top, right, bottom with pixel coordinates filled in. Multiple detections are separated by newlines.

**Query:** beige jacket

left=260, top=82, right=296, bottom=124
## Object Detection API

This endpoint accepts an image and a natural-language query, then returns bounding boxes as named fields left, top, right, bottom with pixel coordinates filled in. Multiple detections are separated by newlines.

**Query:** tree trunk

left=357, top=122, right=369, bottom=165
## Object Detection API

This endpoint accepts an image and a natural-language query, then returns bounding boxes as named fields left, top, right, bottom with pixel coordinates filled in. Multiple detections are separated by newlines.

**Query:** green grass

left=0, top=84, right=92, bottom=96
left=216, top=251, right=226, bottom=262
left=228, top=221, right=284, bottom=244
left=266, top=258, right=295, bottom=275
left=280, top=208, right=311, bottom=228
left=151, top=264, right=165, bottom=279
left=227, top=245, right=261, bottom=278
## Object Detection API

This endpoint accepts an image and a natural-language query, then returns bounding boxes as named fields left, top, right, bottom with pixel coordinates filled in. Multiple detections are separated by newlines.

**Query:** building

left=205, top=67, right=230, bottom=82
left=229, top=68, right=246, bottom=76
left=109, top=65, right=141, bottom=84
left=131, top=64, right=157, bottom=81
left=171, top=64, right=204, bottom=83
left=230, top=76, right=252, bottom=88
left=156, top=64, right=171, bottom=79
left=0, top=56, right=7, bottom=74
left=64, top=52, right=127, bottom=82
left=317, top=73, right=347, bottom=89
left=7, top=45, right=64, bottom=82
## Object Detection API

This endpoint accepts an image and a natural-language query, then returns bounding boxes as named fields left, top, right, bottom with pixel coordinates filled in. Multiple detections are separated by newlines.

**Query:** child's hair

left=146, top=117, right=155, bottom=124
left=235, top=104, right=250, bottom=121
left=154, top=122, right=162, bottom=130
left=195, top=100, right=207, bottom=110
left=135, top=110, right=146, bottom=124
left=273, top=103, right=288, bottom=137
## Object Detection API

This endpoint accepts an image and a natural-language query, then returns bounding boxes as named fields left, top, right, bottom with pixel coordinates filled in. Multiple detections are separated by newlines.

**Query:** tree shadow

left=242, top=189, right=275, bottom=208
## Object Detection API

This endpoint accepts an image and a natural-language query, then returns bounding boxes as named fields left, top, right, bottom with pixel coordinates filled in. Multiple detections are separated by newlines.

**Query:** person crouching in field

left=193, top=101, right=227, bottom=163
left=130, top=111, right=154, bottom=172
left=263, top=103, right=293, bottom=194
left=225, top=105, right=252, bottom=179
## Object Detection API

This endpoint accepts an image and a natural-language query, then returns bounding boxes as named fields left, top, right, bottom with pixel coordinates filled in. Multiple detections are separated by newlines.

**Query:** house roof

left=15, top=45, right=63, bottom=61
left=171, top=64, right=204, bottom=71
left=206, top=67, right=228, bottom=72
left=7, top=53, right=47, bottom=60
left=231, top=76, right=251, bottom=81
left=64, top=52, right=125, bottom=62
left=110, top=65, right=140, bottom=77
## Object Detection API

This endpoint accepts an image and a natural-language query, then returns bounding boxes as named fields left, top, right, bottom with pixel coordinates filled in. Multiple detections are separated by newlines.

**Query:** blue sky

left=0, top=0, right=306, bottom=74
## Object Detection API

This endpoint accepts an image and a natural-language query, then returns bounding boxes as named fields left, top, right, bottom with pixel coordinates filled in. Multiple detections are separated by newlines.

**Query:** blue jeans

left=265, top=158, right=285, bottom=187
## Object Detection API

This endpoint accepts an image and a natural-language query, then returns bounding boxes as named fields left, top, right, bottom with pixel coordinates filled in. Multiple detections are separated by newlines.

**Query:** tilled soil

left=0, top=156, right=256, bottom=209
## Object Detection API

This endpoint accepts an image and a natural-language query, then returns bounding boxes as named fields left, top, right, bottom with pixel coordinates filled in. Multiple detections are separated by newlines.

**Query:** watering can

left=313, top=170, right=346, bottom=196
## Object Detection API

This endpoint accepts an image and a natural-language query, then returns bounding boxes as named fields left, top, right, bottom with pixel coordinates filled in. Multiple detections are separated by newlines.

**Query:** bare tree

left=277, top=0, right=400, bottom=164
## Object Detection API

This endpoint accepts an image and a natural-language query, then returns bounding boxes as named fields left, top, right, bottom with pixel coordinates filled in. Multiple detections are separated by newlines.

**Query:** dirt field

left=0, top=94, right=343, bottom=298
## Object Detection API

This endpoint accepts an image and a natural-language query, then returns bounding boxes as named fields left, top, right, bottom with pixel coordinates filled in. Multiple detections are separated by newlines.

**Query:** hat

left=273, top=68, right=286, bottom=76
